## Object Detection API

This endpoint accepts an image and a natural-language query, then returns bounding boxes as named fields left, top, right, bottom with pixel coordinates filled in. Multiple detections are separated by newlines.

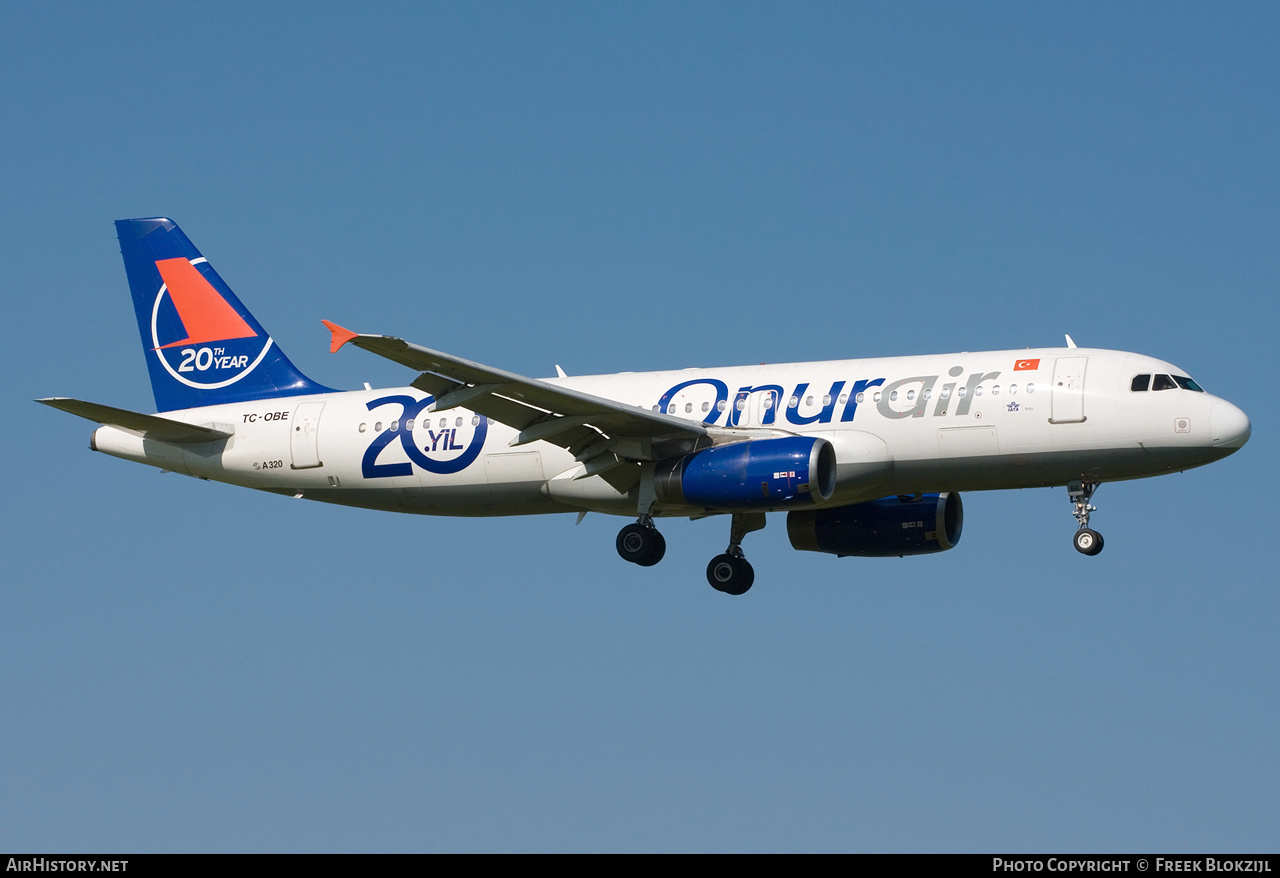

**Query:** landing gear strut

left=616, top=516, right=666, bottom=567
left=707, top=512, right=765, bottom=595
left=1067, top=480, right=1104, bottom=556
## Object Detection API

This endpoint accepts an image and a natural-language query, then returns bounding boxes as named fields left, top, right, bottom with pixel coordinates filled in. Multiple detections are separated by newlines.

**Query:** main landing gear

left=616, top=516, right=666, bottom=567
left=1068, top=480, right=1104, bottom=556
left=706, top=512, right=766, bottom=596
left=613, top=511, right=765, bottom=596
left=706, top=553, right=753, bottom=595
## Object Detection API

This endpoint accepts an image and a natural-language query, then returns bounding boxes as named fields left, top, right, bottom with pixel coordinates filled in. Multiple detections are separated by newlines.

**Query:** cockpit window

left=1152, top=374, right=1177, bottom=391
left=1131, top=374, right=1151, bottom=392
left=1173, top=375, right=1204, bottom=392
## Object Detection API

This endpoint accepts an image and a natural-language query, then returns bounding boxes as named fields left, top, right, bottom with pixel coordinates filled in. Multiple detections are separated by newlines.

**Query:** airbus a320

left=39, top=218, right=1252, bottom=595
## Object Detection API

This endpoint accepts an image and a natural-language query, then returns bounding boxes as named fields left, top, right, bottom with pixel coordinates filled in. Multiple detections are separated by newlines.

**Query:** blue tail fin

left=116, top=218, right=333, bottom=412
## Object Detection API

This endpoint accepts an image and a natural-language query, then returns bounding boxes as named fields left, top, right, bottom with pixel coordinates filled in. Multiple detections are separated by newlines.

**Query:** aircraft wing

left=36, top=398, right=233, bottom=443
left=324, top=322, right=709, bottom=479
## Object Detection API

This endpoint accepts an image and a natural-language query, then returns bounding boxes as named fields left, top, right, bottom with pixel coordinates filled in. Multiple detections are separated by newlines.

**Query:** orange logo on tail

left=154, top=258, right=256, bottom=349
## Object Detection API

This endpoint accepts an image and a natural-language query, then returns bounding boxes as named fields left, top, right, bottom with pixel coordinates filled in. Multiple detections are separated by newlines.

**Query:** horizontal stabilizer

left=36, top=398, right=233, bottom=444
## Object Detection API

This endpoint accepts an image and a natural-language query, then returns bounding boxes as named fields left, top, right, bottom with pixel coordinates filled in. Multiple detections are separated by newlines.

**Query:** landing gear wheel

left=1073, top=528, right=1104, bottom=556
left=1066, top=481, right=1105, bottom=556
left=645, top=530, right=666, bottom=566
left=617, top=523, right=666, bottom=567
left=706, top=553, right=754, bottom=595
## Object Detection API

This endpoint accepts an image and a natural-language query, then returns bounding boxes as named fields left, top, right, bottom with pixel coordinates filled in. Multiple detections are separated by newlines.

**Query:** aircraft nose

left=1210, top=400, right=1251, bottom=450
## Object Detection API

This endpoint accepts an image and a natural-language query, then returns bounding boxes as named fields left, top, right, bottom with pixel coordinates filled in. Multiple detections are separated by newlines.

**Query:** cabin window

left=1131, top=374, right=1151, bottom=392
left=471, top=416, right=480, bottom=425
left=1174, top=376, right=1205, bottom=392
left=855, top=392, right=864, bottom=404
left=358, top=423, right=367, bottom=433
left=439, top=418, right=447, bottom=428
left=652, top=405, right=659, bottom=412
left=889, top=391, right=898, bottom=402
left=991, top=385, right=1000, bottom=396
left=456, top=417, right=463, bottom=427
left=374, top=422, right=383, bottom=432
left=1026, top=383, right=1035, bottom=394
left=838, top=394, right=848, bottom=404
left=957, top=387, right=967, bottom=398
left=1009, top=384, right=1018, bottom=394
left=685, top=403, right=693, bottom=413
left=940, top=388, right=950, bottom=399
left=822, top=395, right=831, bottom=406
left=736, top=398, right=746, bottom=411
left=873, top=392, right=882, bottom=403
left=701, top=401, right=710, bottom=412
left=805, top=396, right=814, bottom=406
left=717, top=400, right=727, bottom=412
left=406, top=419, right=415, bottom=431
left=923, top=388, right=932, bottom=400
left=667, top=405, right=676, bottom=414
left=1152, top=374, right=1177, bottom=391
left=390, top=420, right=399, bottom=431
left=974, top=386, right=983, bottom=397
left=906, top=390, right=916, bottom=401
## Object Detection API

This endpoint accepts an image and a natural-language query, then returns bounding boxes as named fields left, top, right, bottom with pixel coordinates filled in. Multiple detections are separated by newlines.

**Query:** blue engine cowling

left=655, top=436, right=836, bottom=510
left=786, top=492, right=963, bottom=557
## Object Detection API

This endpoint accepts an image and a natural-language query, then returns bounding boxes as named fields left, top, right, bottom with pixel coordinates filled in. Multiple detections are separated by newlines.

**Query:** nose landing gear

left=1068, top=480, right=1104, bottom=556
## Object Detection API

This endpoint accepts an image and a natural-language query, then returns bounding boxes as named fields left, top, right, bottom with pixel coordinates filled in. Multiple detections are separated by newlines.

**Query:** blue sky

left=2, top=2, right=1276, bottom=852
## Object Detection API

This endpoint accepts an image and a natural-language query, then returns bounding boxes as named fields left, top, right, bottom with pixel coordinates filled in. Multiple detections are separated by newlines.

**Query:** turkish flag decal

left=1014, top=359, right=1041, bottom=371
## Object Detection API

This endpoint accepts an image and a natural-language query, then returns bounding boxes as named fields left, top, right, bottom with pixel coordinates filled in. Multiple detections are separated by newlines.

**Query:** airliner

left=39, top=218, right=1252, bottom=595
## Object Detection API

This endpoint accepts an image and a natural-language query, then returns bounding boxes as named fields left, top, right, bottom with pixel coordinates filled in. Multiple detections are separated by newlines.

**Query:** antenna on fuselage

left=1065, top=334, right=1078, bottom=349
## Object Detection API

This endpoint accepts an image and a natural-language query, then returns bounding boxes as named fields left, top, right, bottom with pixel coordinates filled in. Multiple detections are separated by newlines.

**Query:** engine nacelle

left=787, top=492, right=963, bottom=557
left=655, top=436, right=836, bottom=510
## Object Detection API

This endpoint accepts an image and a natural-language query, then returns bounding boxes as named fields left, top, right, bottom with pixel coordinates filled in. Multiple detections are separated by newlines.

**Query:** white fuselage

left=89, top=347, right=1250, bottom=519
